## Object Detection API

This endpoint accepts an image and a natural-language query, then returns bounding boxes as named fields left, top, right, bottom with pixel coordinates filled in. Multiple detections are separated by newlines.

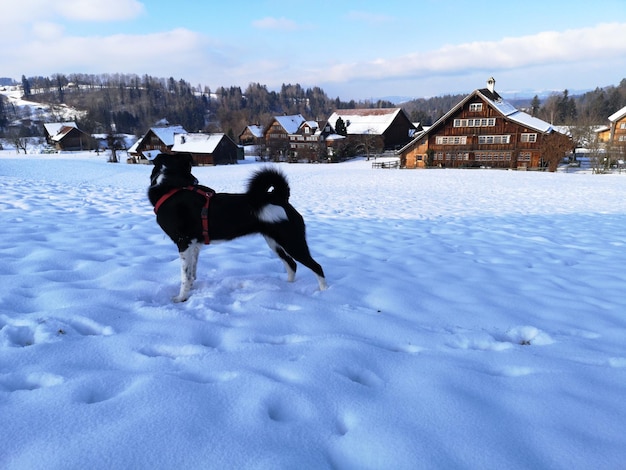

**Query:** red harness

left=153, top=186, right=214, bottom=244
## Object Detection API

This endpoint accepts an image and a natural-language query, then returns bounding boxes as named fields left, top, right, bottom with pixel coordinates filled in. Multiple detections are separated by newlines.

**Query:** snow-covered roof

left=608, top=105, right=626, bottom=122
left=273, top=114, right=306, bottom=134
left=44, top=122, right=77, bottom=137
left=397, top=81, right=560, bottom=155
left=150, top=126, right=187, bottom=146
left=326, top=108, right=402, bottom=135
left=479, top=91, right=553, bottom=133
left=245, top=125, right=264, bottom=138
left=171, top=133, right=227, bottom=153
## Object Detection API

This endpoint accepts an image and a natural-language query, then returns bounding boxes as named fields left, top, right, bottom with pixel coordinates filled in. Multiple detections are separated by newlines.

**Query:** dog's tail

left=247, top=168, right=290, bottom=208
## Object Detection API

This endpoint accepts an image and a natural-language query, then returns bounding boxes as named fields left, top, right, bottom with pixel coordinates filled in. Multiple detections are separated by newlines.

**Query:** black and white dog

left=148, top=153, right=327, bottom=302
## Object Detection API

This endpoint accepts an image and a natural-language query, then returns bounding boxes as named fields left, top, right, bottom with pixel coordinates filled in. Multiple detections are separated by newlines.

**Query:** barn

left=171, top=133, right=242, bottom=165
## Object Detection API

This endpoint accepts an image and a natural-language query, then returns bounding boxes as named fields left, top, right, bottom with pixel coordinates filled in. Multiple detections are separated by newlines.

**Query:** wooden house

left=325, top=108, right=416, bottom=152
left=238, top=125, right=264, bottom=146
left=264, top=114, right=306, bottom=160
left=43, top=122, right=94, bottom=151
left=171, top=133, right=242, bottom=165
left=288, top=120, right=327, bottom=162
left=398, top=78, right=572, bottom=169
left=128, top=125, right=187, bottom=161
left=606, top=105, right=626, bottom=146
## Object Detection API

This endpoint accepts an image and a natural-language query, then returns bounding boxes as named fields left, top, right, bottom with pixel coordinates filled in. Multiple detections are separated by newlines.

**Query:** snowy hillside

left=1, top=152, right=625, bottom=469
left=0, top=86, right=85, bottom=125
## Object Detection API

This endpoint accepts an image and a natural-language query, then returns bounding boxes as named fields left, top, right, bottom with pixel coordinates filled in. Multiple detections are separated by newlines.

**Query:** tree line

left=2, top=73, right=626, bottom=143
left=0, top=73, right=395, bottom=141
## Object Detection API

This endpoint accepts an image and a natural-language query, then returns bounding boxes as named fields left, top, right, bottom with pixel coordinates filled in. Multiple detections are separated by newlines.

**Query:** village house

left=171, top=132, right=242, bottom=165
left=288, top=120, right=331, bottom=162
left=238, top=124, right=264, bottom=147
left=43, top=122, right=94, bottom=151
left=263, top=114, right=306, bottom=160
left=127, top=125, right=187, bottom=162
left=326, top=108, right=416, bottom=154
left=600, top=105, right=626, bottom=146
left=398, top=78, right=572, bottom=170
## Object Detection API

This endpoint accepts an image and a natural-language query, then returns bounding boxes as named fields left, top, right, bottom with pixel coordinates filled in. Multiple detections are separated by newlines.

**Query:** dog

left=148, top=153, right=327, bottom=302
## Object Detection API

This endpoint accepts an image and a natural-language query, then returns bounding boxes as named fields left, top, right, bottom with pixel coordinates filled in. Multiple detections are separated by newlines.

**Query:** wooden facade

left=44, top=122, right=94, bottom=151
left=607, top=105, right=626, bottom=145
left=238, top=125, right=264, bottom=146
left=399, top=78, right=571, bottom=169
left=264, top=114, right=306, bottom=160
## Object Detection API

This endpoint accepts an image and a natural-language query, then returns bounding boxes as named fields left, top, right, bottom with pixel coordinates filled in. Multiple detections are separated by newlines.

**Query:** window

left=620, top=123, right=626, bottom=129
left=478, top=135, right=510, bottom=144
left=521, top=133, right=537, bottom=143
left=454, top=118, right=495, bottom=127
left=436, top=136, right=467, bottom=145
left=469, top=103, right=483, bottom=112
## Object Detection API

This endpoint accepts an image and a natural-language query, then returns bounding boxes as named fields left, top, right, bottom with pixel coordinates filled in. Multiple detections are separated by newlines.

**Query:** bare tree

left=541, top=132, right=574, bottom=172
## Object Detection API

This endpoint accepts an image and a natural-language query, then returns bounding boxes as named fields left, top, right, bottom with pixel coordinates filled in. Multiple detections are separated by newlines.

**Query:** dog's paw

left=172, top=295, right=188, bottom=303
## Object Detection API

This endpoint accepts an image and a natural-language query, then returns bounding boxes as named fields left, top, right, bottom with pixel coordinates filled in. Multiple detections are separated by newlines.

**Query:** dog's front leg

left=173, top=242, right=199, bottom=302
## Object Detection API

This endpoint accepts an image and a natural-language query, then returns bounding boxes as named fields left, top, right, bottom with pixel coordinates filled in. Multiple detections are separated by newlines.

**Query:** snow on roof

left=171, top=133, right=226, bottom=153
left=246, top=125, right=264, bottom=138
left=327, top=108, right=401, bottom=135
left=44, top=122, right=77, bottom=136
left=608, top=104, right=626, bottom=122
left=479, top=91, right=553, bottom=133
left=274, top=114, right=306, bottom=134
left=150, top=126, right=187, bottom=146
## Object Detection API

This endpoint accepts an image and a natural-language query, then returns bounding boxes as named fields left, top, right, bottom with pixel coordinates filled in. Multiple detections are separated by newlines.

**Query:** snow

left=1, top=152, right=625, bottom=469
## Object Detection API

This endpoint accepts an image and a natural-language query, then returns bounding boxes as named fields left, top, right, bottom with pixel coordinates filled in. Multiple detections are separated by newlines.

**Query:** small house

left=43, top=122, right=94, bottom=151
left=171, top=133, right=242, bottom=165
left=128, top=125, right=187, bottom=162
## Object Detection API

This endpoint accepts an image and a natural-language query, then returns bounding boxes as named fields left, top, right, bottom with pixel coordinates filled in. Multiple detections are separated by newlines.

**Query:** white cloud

left=5, top=28, right=212, bottom=79
left=0, top=0, right=144, bottom=25
left=317, top=22, right=626, bottom=84
left=252, top=17, right=300, bottom=31
left=57, top=0, right=145, bottom=21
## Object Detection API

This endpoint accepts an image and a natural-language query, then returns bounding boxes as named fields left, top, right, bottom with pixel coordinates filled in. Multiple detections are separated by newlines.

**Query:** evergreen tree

left=21, top=75, right=31, bottom=97
left=335, top=117, right=347, bottom=136
left=530, top=95, right=540, bottom=117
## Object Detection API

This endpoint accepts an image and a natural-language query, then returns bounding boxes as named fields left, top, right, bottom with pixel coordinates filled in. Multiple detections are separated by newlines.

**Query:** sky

left=2, top=0, right=626, bottom=101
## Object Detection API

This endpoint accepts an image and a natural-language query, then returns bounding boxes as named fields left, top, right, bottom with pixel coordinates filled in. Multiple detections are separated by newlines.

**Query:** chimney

left=487, top=77, right=496, bottom=94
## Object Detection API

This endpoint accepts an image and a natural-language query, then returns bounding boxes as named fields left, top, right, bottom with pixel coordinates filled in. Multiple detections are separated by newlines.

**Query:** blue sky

left=2, top=0, right=626, bottom=100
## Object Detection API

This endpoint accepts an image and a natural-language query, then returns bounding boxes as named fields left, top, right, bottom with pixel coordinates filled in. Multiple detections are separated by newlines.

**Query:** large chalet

left=398, top=78, right=571, bottom=169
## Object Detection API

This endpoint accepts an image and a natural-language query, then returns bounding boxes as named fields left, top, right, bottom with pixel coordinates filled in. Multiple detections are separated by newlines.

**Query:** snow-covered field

left=1, top=152, right=625, bottom=469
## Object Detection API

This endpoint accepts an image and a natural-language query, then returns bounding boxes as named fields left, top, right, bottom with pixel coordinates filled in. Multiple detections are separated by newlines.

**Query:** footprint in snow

left=0, top=372, right=65, bottom=392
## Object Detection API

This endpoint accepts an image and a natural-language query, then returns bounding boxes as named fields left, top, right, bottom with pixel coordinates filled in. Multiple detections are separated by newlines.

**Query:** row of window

left=433, top=152, right=534, bottom=162
left=453, top=118, right=495, bottom=127
left=436, top=136, right=467, bottom=145
left=478, top=135, right=510, bottom=144
left=435, top=134, right=537, bottom=145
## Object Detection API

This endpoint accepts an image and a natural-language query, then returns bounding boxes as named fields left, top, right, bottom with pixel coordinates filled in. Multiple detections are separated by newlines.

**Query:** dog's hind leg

left=174, top=241, right=201, bottom=302
left=264, top=235, right=327, bottom=290
left=273, top=236, right=327, bottom=291
left=264, top=235, right=297, bottom=282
